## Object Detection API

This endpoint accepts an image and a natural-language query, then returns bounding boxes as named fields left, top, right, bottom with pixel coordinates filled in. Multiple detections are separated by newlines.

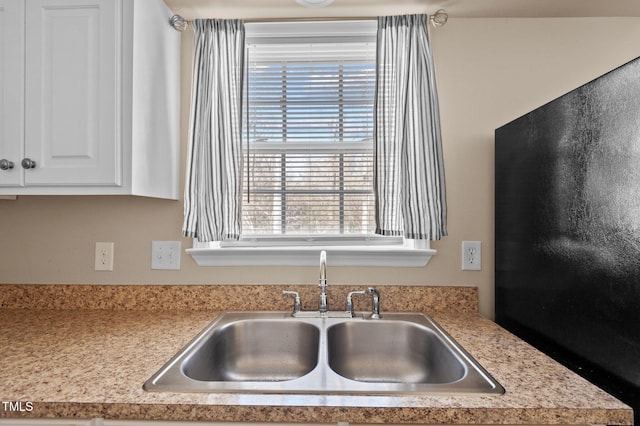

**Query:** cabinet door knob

left=21, top=158, right=37, bottom=170
left=0, top=159, right=14, bottom=170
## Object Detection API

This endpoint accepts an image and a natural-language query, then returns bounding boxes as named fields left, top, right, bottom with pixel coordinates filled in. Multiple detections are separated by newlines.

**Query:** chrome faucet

left=281, top=253, right=379, bottom=319
left=318, top=250, right=328, bottom=313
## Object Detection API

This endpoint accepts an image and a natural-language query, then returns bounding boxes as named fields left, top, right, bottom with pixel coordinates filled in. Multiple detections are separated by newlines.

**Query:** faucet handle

left=367, top=287, right=381, bottom=319
left=282, top=291, right=301, bottom=315
left=345, top=290, right=366, bottom=317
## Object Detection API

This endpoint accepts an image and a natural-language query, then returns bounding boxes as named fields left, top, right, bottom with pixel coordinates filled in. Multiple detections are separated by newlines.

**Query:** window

left=241, top=21, right=377, bottom=237
left=188, top=20, right=436, bottom=266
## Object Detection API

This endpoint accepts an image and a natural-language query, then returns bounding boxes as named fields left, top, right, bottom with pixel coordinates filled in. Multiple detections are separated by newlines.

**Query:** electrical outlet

left=152, top=241, right=181, bottom=270
left=95, top=242, right=114, bottom=271
left=462, top=241, right=481, bottom=271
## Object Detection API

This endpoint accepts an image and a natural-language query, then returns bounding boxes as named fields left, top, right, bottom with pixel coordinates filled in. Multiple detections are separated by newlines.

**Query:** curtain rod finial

left=430, top=9, right=448, bottom=28
left=170, top=15, right=189, bottom=31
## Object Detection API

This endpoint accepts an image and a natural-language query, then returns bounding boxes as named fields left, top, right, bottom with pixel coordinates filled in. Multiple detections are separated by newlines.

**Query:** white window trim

left=187, top=237, right=436, bottom=267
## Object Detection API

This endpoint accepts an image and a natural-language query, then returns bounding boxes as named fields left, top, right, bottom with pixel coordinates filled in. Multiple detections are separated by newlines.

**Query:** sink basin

left=144, top=311, right=504, bottom=395
left=327, top=321, right=466, bottom=384
left=182, top=319, right=319, bottom=382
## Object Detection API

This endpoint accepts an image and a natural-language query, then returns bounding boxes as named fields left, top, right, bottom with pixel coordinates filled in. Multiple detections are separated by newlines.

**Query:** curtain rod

left=168, top=9, right=448, bottom=32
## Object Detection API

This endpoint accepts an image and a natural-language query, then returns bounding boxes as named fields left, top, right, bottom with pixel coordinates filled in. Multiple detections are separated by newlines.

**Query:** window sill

left=187, top=245, right=436, bottom=267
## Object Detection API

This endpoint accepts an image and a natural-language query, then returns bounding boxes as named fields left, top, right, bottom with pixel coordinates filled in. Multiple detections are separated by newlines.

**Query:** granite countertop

left=0, top=284, right=633, bottom=425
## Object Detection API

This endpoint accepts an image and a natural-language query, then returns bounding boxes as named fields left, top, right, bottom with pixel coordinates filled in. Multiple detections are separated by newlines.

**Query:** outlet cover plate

left=95, top=242, right=114, bottom=271
left=152, top=241, right=181, bottom=270
left=462, top=240, right=481, bottom=271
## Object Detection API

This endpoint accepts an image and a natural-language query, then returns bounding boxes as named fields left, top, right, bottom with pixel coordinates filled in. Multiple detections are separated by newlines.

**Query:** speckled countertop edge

left=0, top=284, right=633, bottom=425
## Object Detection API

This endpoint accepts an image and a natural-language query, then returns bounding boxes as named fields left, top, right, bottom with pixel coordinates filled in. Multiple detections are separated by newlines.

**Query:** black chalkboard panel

left=495, top=56, right=640, bottom=422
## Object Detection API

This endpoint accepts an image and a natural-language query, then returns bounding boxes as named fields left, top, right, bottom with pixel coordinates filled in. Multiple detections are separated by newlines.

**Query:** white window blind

left=242, top=21, right=377, bottom=236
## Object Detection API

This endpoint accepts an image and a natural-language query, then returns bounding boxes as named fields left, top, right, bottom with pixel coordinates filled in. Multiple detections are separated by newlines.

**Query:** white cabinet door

left=24, top=0, right=119, bottom=186
left=0, top=0, right=24, bottom=186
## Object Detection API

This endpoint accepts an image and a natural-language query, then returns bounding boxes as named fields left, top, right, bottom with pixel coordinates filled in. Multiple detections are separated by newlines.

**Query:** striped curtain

left=374, top=14, right=447, bottom=240
left=183, top=19, right=245, bottom=242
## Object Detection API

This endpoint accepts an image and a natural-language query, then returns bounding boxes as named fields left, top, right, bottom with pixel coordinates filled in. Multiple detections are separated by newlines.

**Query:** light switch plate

left=152, top=241, right=181, bottom=270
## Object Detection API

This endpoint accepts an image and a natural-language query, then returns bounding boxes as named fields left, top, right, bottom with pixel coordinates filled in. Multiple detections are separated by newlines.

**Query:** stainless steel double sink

left=144, top=311, right=504, bottom=395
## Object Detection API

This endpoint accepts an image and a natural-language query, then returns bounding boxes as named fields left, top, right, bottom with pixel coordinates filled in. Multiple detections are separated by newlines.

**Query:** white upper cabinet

left=0, top=0, right=181, bottom=199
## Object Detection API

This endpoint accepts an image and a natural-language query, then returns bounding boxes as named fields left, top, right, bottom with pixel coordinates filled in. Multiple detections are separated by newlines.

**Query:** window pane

left=243, top=152, right=375, bottom=235
left=243, top=30, right=376, bottom=236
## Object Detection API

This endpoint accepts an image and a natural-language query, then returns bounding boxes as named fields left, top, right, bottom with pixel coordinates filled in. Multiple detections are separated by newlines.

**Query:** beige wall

left=1, top=17, right=639, bottom=319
